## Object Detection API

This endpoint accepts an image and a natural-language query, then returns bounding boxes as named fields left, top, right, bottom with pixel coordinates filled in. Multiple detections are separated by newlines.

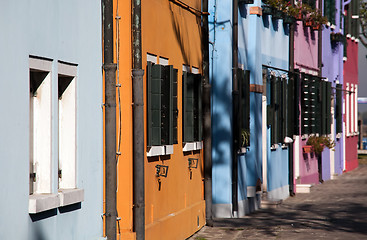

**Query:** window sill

left=58, top=188, right=84, bottom=207
left=29, top=193, right=60, bottom=214
left=147, top=145, right=173, bottom=157
left=183, top=141, right=202, bottom=152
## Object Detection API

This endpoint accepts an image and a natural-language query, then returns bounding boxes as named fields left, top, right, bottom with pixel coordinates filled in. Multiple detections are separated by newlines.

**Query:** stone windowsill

left=58, top=188, right=84, bottom=207
left=29, top=193, right=60, bottom=214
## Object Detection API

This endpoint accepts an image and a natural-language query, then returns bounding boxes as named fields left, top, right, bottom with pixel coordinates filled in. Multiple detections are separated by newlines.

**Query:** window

left=29, top=58, right=83, bottom=214
left=346, top=83, right=350, bottom=135
left=301, top=74, right=332, bottom=136
left=29, top=58, right=52, bottom=195
left=29, top=57, right=59, bottom=214
left=182, top=67, right=202, bottom=151
left=324, top=0, right=336, bottom=25
left=266, top=72, right=295, bottom=146
left=58, top=62, right=77, bottom=190
left=238, top=68, right=250, bottom=147
left=146, top=56, right=178, bottom=156
left=335, top=83, right=343, bottom=134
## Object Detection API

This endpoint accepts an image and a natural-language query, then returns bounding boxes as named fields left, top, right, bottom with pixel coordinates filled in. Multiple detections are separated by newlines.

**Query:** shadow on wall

left=169, top=1, right=201, bottom=65
left=212, top=76, right=232, bottom=170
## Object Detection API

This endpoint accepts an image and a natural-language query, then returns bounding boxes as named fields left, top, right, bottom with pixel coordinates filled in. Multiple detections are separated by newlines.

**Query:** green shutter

left=147, top=62, right=162, bottom=146
left=183, top=72, right=194, bottom=142
left=294, top=71, right=300, bottom=135
left=336, top=84, right=343, bottom=133
left=326, top=82, right=332, bottom=134
left=281, top=78, right=287, bottom=141
left=313, top=77, right=320, bottom=134
left=172, top=68, right=178, bottom=144
left=194, top=74, right=202, bottom=141
left=161, top=66, right=171, bottom=145
left=301, top=74, right=310, bottom=135
left=324, top=0, right=336, bottom=25
left=274, top=77, right=281, bottom=143
left=287, top=74, right=295, bottom=137
left=238, top=69, right=250, bottom=146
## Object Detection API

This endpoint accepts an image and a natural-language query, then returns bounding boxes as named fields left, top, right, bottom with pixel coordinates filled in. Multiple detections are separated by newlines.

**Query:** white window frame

left=354, top=85, right=358, bottom=134
left=146, top=54, right=174, bottom=157
left=346, top=83, right=350, bottom=136
left=57, top=62, right=84, bottom=206
left=29, top=57, right=59, bottom=213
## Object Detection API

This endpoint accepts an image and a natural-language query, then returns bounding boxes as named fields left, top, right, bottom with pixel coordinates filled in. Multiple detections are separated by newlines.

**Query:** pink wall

left=294, top=23, right=319, bottom=71
left=294, top=21, right=320, bottom=185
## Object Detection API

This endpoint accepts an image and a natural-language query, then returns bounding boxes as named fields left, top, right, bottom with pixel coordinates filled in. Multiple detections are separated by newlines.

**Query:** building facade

left=0, top=1, right=104, bottom=239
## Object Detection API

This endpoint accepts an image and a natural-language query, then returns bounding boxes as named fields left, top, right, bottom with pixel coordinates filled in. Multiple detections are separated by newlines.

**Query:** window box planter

left=239, top=0, right=254, bottom=4
left=262, top=5, right=273, bottom=15
left=330, top=33, right=345, bottom=43
left=284, top=15, right=296, bottom=24
left=272, top=9, right=284, bottom=19
left=312, top=24, right=322, bottom=31
left=304, top=19, right=314, bottom=27
left=295, top=12, right=303, bottom=21
left=303, top=145, right=313, bottom=153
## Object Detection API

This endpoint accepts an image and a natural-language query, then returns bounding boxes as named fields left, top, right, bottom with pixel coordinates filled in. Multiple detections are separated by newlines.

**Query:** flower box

left=262, top=5, right=273, bottom=15
left=272, top=9, right=284, bottom=19
left=303, top=145, right=313, bottom=153
left=284, top=15, right=295, bottom=24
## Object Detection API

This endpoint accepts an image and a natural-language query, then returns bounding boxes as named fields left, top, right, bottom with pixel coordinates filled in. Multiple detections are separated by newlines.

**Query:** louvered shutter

left=194, top=74, right=202, bottom=141
left=183, top=72, right=195, bottom=142
left=336, top=84, right=343, bottom=133
left=147, top=62, right=163, bottom=146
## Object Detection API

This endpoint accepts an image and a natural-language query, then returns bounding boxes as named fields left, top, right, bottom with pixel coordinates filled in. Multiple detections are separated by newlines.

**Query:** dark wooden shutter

left=274, top=77, right=281, bottom=143
left=194, top=74, right=202, bottom=141
left=161, top=66, right=171, bottom=145
left=324, top=0, right=336, bottom=25
left=281, top=78, right=287, bottom=142
left=311, top=77, right=323, bottom=134
left=294, top=71, right=300, bottom=135
left=287, top=74, right=295, bottom=137
left=172, top=68, right=178, bottom=144
left=336, top=84, right=343, bottom=133
left=301, top=74, right=310, bottom=135
left=147, top=62, right=162, bottom=146
left=183, top=72, right=194, bottom=142
left=269, top=75, right=276, bottom=145
left=244, top=70, right=250, bottom=136
left=326, top=81, right=332, bottom=134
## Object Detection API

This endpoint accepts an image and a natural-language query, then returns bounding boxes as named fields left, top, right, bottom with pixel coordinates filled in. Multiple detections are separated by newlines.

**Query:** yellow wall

left=113, top=0, right=205, bottom=239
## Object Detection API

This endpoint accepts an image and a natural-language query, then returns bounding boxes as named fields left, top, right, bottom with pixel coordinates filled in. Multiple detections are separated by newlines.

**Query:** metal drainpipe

left=132, top=0, right=145, bottom=239
left=288, top=0, right=295, bottom=196
left=232, top=0, right=239, bottom=216
left=103, top=0, right=117, bottom=239
left=201, top=0, right=213, bottom=226
left=202, top=0, right=213, bottom=227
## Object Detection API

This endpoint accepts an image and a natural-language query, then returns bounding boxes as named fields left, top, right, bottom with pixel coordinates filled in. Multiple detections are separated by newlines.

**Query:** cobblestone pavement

left=189, top=162, right=367, bottom=240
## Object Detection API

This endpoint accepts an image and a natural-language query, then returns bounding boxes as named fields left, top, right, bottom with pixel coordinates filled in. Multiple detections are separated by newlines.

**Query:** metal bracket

left=188, top=158, right=198, bottom=169
left=155, top=165, right=169, bottom=177
left=30, top=172, right=36, bottom=182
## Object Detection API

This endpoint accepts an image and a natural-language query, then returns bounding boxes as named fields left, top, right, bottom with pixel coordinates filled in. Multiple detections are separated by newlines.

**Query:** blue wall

left=0, top=1, right=103, bottom=239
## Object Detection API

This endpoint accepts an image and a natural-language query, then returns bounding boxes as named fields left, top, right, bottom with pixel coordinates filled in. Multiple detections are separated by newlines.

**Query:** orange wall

left=113, top=0, right=205, bottom=239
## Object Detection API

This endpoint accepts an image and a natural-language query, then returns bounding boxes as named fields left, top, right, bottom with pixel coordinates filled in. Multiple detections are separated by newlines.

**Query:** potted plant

left=240, top=129, right=250, bottom=152
left=306, top=135, right=335, bottom=155
left=303, top=145, right=313, bottom=153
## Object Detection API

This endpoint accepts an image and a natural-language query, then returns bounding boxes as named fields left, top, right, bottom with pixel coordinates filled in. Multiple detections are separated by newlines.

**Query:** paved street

left=189, top=160, right=367, bottom=240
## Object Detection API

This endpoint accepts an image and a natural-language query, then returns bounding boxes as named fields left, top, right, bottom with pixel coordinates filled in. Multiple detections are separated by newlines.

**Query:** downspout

left=288, top=0, right=295, bottom=196
left=317, top=0, right=323, bottom=184
left=202, top=0, right=213, bottom=226
left=102, top=0, right=117, bottom=239
left=232, top=0, right=239, bottom=216
left=132, top=0, right=145, bottom=239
